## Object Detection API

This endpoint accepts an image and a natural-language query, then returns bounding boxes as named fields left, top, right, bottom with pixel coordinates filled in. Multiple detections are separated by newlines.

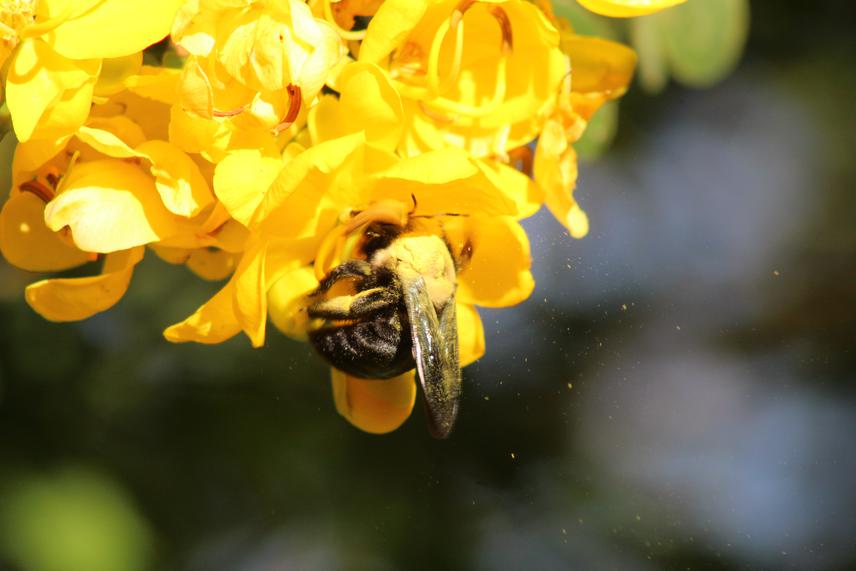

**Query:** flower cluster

left=0, top=0, right=684, bottom=434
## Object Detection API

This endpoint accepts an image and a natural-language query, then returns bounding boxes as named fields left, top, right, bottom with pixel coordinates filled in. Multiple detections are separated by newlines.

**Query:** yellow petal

left=13, top=136, right=71, bottom=173
left=533, top=123, right=588, bottom=238
left=565, top=35, right=636, bottom=96
left=178, top=57, right=214, bottom=119
left=44, top=159, right=179, bottom=253
left=0, top=191, right=90, bottom=272
left=95, top=89, right=172, bottom=143
left=171, top=0, right=216, bottom=56
left=309, top=61, right=404, bottom=150
left=306, top=95, right=339, bottom=144
left=369, top=150, right=522, bottom=217
left=186, top=248, right=239, bottom=281
left=213, top=149, right=282, bottom=226
left=233, top=242, right=267, bottom=347
left=209, top=218, right=249, bottom=253
left=378, top=146, right=479, bottom=185
left=331, top=368, right=417, bottom=434
left=46, top=0, right=185, bottom=60
left=576, top=0, right=686, bottom=18
left=164, top=280, right=243, bottom=344
left=24, top=247, right=144, bottom=322
left=168, top=106, right=225, bottom=159
left=28, top=77, right=97, bottom=142
left=168, top=105, right=271, bottom=163
left=565, top=202, right=590, bottom=238
left=218, top=0, right=343, bottom=97
left=94, top=52, right=143, bottom=97
left=563, top=35, right=636, bottom=120
left=252, top=132, right=365, bottom=234
left=136, top=140, right=214, bottom=217
left=267, top=265, right=319, bottom=341
left=123, top=65, right=181, bottom=105
left=150, top=244, right=191, bottom=265
left=263, top=236, right=320, bottom=285
left=473, top=159, right=544, bottom=219
left=75, top=125, right=140, bottom=159
left=5, top=38, right=99, bottom=141
left=359, top=0, right=429, bottom=64
left=449, top=216, right=535, bottom=308
left=457, top=303, right=485, bottom=367
left=295, top=14, right=345, bottom=101
left=84, top=116, right=148, bottom=148
left=218, top=8, right=282, bottom=92
left=216, top=0, right=341, bottom=99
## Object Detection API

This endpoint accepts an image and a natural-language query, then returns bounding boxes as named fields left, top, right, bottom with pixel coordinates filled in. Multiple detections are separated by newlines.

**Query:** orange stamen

left=508, top=146, right=533, bottom=177
left=19, top=180, right=53, bottom=203
left=490, top=6, right=513, bottom=55
left=212, top=105, right=248, bottom=118
left=451, top=0, right=476, bottom=28
left=418, top=100, right=455, bottom=124
left=273, top=84, right=302, bottom=134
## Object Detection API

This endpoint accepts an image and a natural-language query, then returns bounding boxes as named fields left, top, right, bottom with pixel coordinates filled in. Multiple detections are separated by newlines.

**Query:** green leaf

left=630, top=0, right=749, bottom=91
left=629, top=16, right=669, bottom=93
left=0, top=114, right=17, bottom=192
left=0, top=468, right=153, bottom=571
left=663, top=0, right=749, bottom=87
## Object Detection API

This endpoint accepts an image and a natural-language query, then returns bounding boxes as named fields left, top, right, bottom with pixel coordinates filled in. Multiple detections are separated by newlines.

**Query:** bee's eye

left=459, top=241, right=474, bottom=265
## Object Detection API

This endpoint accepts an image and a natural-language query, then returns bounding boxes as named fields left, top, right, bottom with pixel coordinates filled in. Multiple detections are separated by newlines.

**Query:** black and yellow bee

left=306, top=210, right=467, bottom=439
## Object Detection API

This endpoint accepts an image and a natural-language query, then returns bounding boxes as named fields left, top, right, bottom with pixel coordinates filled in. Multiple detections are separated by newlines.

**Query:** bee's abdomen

left=309, top=308, right=415, bottom=380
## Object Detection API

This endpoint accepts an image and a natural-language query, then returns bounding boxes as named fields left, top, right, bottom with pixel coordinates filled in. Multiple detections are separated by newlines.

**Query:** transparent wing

left=401, top=276, right=461, bottom=439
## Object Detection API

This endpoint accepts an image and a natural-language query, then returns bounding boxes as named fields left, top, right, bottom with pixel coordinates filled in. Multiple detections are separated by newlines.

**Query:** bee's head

left=315, top=197, right=468, bottom=284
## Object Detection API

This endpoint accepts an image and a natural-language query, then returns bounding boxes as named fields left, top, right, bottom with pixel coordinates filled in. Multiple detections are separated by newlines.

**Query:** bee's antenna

left=410, top=194, right=418, bottom=213
left=410, top=212, right=468, bottom=219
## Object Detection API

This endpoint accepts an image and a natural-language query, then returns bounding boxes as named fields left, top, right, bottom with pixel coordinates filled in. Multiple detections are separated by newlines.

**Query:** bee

left=306, top=204, right=465, bottom=438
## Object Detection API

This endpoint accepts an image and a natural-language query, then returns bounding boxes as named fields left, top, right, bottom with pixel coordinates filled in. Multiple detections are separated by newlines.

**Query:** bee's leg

left=315, top=260, right=373, bottom=294
left=308, top=287, right=397, bottom=320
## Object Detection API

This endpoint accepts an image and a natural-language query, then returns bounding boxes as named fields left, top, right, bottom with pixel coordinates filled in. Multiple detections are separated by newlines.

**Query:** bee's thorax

left=371, top=234, right=456, bottom=312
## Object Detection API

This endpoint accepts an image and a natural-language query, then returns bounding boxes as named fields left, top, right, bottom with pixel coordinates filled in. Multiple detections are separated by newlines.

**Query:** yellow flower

left=263, top=201, right=533, bottom=435
left=170, top=0, right=344, bottom=160
left=533, top=28, right=636, bottom=238
left=576, top=0, right=686, bottom=18
left=0, top=81, right=239, bottom=321
left=165, top=61, right=537, bottom=433
left=360, top=0, right=568, bottom=160
left=2, top=0, right=184, bottom=142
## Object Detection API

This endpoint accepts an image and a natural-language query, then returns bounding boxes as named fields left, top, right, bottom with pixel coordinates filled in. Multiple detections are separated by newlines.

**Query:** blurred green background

left=1, top=1, right=855, bottom=570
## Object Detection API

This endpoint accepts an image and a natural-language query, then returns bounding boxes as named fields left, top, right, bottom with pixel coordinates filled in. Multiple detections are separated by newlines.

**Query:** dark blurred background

left=1, top=1, right=855, bottom=570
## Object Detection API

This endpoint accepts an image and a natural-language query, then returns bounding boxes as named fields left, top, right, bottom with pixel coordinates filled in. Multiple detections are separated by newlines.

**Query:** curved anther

left=411, top=0, right=512, bottom=119
left=428, top=3, right=466, bottom=96
left=19, top=180, right=54, bottom=203
left=490, top=6, right=513, bottom=55
left=422, top=54, right=507, bottom=118
left=450, top=0, right=476, bottom=28
left=212, top=105, right=248, bottom=118
left=273, top=84, right=302, bottom=134
left=418, top=100, right=455, bottom=124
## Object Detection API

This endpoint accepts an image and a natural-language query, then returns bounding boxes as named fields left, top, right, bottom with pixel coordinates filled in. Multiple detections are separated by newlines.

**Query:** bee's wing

left=401, top=276, right=461, bottom=439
